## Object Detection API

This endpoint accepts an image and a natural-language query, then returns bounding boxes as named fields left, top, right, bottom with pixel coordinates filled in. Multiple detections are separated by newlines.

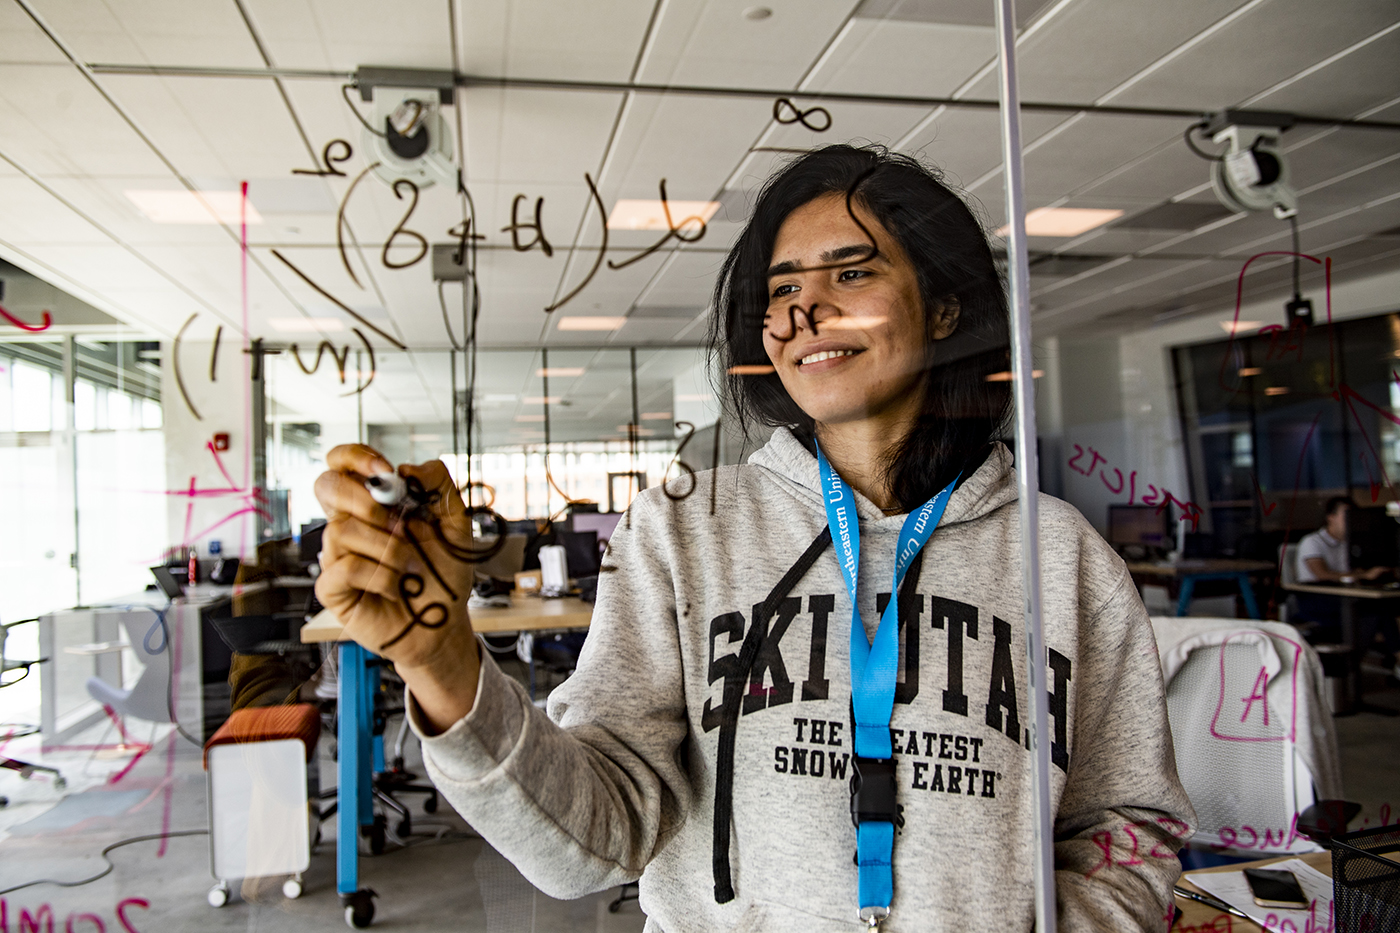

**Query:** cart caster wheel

left=208, top=883, right=230, bottom=907
left=396, top=817, right=411, bottom=837
left=0, top=796, right=8, bottom=808
left=283, top=878, right=302, bottom=899
left=423, top=794, right=438, bottom=814
left=53, top=777, right=67, bottom=790
left=341, top=889, right=376, bottom=928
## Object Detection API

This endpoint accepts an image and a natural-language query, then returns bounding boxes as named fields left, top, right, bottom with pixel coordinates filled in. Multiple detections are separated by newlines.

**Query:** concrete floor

left=0, top=656, right=647, bottom=933
left=2, top=656, right=1395, bottom=931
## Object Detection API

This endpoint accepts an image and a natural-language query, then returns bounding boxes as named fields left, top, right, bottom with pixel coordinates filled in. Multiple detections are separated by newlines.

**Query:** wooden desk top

left=1283, top=581, right=1400, bottom=599
left=1126, top=559, right=1275, bottom=577
left=299, top=596, right=593, bottom=644
left=1176, top=851, right=1331, bottom=930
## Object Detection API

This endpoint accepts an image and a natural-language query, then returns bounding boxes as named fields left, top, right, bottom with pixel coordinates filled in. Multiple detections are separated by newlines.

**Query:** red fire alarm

left=213, top=433, right=230, bottom=451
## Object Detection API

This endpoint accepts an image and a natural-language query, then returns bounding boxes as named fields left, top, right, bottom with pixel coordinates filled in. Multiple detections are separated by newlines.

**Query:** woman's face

left=761, top=193, right=958, bottom=431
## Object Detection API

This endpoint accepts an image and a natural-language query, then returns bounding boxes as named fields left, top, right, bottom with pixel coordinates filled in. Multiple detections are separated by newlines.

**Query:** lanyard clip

left=849, top=756, right=898, bottom=827
left=859, top=905, right=890, bottom=930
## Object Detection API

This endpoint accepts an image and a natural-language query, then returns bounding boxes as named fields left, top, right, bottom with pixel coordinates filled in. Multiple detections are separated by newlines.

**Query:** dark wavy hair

left=708, top=144, right=1012, bottom=509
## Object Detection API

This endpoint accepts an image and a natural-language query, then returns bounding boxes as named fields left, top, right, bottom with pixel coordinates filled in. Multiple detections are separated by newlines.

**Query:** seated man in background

left=1295, top=496, right=1400, bottom=680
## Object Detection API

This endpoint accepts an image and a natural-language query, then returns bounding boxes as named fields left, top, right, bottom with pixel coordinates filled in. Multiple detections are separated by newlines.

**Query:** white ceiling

left=1, top=0, right=1398, bottom=442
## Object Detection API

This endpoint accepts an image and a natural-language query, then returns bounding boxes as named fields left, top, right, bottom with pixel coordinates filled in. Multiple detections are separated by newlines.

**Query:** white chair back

left=1153, top=617, right=1341, bottom=857
left=86, top=610, right=173, bottom=724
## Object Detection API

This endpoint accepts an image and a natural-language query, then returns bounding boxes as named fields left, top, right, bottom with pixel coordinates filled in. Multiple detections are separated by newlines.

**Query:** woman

left=313, top=145, right=1194, bottom=931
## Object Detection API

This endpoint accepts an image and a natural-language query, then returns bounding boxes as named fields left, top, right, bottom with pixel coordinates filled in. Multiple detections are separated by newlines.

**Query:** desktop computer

left=1107, top=505, right=1170, bottom=551
left=1346, top=506, right=1399, bottom=570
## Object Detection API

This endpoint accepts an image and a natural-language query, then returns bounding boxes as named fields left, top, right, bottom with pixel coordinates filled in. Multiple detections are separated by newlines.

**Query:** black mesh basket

left=1332, top=825, right=1400, bottom=932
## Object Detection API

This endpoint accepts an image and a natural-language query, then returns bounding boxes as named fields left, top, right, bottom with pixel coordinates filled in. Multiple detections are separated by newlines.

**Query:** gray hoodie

left=412, top=429, right=1195, bottom=931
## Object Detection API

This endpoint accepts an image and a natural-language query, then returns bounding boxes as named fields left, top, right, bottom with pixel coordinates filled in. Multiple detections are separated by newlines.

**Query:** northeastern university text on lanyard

left=816, top=444, right=958, bottom=930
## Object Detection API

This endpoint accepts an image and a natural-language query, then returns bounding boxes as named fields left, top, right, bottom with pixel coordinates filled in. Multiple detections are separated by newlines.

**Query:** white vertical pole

left=993, top=1, right=1056, bottom=930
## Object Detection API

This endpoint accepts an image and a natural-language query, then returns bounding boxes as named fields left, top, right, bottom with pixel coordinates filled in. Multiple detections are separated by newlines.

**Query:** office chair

left=1152, top=617, right=1342, bottom=868
left=85, top=611, right=174, bottom=725
left=1, top=617, right=66, bottom=801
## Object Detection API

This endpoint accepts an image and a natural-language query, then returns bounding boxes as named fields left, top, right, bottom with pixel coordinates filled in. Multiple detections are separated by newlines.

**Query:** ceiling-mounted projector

left=1203, top=110, right=1297, bottom=219
left=363, top=89, right=456, bottom=189
left=354, top=68, right=457, bottom=190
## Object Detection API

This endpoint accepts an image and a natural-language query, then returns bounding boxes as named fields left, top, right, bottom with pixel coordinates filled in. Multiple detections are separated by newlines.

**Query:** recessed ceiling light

left=617, top=425, right=657, bottom=436
left=677, top=393, right=714, bottom=402
left=984, top=369, right=1045, bottom=382
left=996, top=208, right=1123, bottom=238
left=1220, top=320, right=1261, bottom=334
left=641, top=411, right=673, bottom=421
left=1264, top=386, right=1290, bottom=396
left=607, top=199, right=720, bottom=232
left=557, top=316, right=627, bottom=331
left=409, top=434, right=440, bottom=442
left=269, top=317, right=344, bottom=332
left=537, top=367, right=585, bottom=377
left=728, top=364, right=775, bottom=375
left=125, top=189, right=263, bottom=225
left=522, top=396, right=560, bottom=405
left=1238, top=367, right=1262, bottom=377
left=515, top=414, right=547, bottom=422
left=483, top=393, right=518, bottom=402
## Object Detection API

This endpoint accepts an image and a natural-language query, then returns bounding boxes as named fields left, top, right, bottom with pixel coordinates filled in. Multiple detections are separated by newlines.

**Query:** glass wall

left=1173, top=309, right=1400, bottom=550
left=264, top=346, right=705, bottom=531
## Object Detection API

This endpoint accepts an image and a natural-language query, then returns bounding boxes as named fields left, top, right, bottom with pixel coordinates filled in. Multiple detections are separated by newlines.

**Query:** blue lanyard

left=816, top=444, right=957, bottom=923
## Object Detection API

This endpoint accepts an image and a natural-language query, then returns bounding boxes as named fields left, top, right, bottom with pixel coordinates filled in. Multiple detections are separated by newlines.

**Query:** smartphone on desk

left=1243, top=868, right=1309, bottom=909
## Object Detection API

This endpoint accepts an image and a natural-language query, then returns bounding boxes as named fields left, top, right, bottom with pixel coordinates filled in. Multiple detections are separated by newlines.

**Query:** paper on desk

left=1187, top=859, right=1333, bottom=929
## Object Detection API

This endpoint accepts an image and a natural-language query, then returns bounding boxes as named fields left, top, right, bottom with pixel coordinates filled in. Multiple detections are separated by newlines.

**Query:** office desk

left=1126, top=559, right=1274, bottom=619
left=1175, top=851, right=1332, bottom=930
left=1283, top=581, right=1400, bottom=715
left=299, top=596, right=592, bottom=925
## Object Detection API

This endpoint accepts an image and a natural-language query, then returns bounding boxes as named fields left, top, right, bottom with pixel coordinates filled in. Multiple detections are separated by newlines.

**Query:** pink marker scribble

left=0, top=302, right=52, bottom=331
left=1209, top=631, right=1301, bottom=743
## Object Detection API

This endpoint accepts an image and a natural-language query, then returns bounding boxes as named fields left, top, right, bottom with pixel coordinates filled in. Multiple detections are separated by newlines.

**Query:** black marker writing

left=502, top=194, right=554, bottom=256
left=772, top=97, right=832, bottom=133
left=607, top=179, right=707, bottom=271
left=382, top=179, right=429, bottom=269
left=292, top=138, right=353, bottom=177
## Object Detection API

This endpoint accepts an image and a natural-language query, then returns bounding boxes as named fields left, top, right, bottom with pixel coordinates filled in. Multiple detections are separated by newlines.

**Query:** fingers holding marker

left=321, top=514, right=413, bottom=571
left=320, top=550, right=403, bottom=605
left=315, top=469, right=392, bottom=527
left=326, top=443, right=394, bottom=478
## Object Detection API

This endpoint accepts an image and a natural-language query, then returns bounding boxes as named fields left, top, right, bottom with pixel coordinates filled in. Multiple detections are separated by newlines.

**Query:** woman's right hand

left=313, top=444, right=481, bottom=729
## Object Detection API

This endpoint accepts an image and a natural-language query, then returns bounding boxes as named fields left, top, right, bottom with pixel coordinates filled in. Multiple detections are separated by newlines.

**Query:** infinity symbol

left=773, top=97, right=832, bottom=132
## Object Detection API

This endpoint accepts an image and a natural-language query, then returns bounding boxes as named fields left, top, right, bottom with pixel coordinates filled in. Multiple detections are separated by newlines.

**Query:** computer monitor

left=558, top=530, right=600, bottom=577
left=299, top=521, right=327, bottom=564
left=475, top=533, right=529, bottom=582
left=1107, top=505, right=1169, bottom=548
left=571, top=511, right=622, bottom=543
left=150, top=565, right=185, bottom=598
left=1346, top=506, right=1398, bottom=570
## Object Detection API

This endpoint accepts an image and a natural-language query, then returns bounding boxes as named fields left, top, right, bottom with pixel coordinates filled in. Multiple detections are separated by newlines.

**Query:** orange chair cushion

left=204, top=703, right=321, bottom=769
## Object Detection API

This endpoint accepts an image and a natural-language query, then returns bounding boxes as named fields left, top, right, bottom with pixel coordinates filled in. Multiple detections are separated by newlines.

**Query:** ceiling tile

left=958, top=0, right=1259, bottom=105
left=30, top=0, right=264, bottom=68
left=639, top=0, right=860, bottom=90
left=1107, top=0, right=1400, bottom=112
left=242, top=0, right=453, bottom=72
left=0, top=1, right=67, bottom=64
left=99, top=74, right=312, bottom=180
left=802, top=20, right=997, bottom=98
left=0, top=64, right=171, bottom=176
